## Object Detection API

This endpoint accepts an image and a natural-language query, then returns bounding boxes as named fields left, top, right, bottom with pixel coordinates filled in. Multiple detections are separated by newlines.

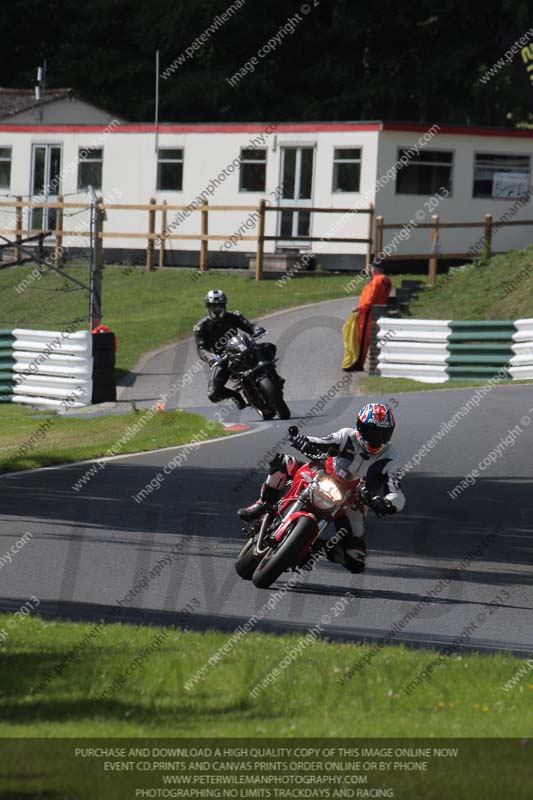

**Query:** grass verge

left=0, top=614, right=530, bottom=738
left=0, top=406, right=227, bottom=474
left=359, top=375, right=533, bottom=395
left=0, top=264, right=418, bottom=375
left=410, top=246, right=533, bottom=320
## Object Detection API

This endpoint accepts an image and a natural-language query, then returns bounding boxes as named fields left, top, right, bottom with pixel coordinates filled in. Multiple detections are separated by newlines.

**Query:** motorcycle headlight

left=311, top=477, right=344, bottom=511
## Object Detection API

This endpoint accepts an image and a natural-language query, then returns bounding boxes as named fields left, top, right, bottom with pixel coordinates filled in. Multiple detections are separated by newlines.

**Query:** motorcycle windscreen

left=329, top=431, right=357, bottom=481
left=225, top=333, right=252, bottom=354
left=328, top=454, right=355, bottom=482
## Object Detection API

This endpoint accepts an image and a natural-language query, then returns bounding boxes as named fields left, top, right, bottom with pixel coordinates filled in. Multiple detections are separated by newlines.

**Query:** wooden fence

left=0, top=197, right=374, bottom=281
left=2, top=197, right=531, bottom=285
left=375, top=213, right=533, bottom=287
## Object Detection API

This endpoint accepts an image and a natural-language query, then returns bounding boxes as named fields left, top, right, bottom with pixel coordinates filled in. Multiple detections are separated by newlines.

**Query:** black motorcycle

left=219, top=331, right=290, bottom=420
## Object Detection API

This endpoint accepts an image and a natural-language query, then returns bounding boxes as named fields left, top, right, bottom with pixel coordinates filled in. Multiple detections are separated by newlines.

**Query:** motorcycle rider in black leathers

left=238, top=402, right=405, bottom=573
left=194, top=289, right=272, bottom=410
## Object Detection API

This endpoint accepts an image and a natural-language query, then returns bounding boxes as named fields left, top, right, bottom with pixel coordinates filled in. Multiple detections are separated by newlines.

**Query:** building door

left=278, top=146, right=314, bottom=242
left=30, top=144, right=62, bottom=231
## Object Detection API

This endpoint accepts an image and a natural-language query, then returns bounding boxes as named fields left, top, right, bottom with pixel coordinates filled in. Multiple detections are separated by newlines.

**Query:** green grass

left=359, top=375, right=533, bottom=395
left=0, top=263, right=417, bottom=375
left=0, top=406, right=227, bottom=473
left=409, top=246, right=533, bottom=320
left=1, top=614, right=531, bottom=738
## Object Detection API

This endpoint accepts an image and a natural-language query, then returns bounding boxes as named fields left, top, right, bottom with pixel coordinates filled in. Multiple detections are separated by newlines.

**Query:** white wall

left=1, top=122, right=532, bottom=262
left=376, top=129, right=533, bottom=257
left=0, top=124, right=380, bottom=260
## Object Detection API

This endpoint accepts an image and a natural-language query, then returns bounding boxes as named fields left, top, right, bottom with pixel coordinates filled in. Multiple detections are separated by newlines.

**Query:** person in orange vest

left=350, top=264, right=391, bottom=371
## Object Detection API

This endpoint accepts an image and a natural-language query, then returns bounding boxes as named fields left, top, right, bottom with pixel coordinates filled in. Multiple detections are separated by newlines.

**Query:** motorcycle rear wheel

left=252, top=516, right=316, bottom=589
left=235, top=538, right=261, bottom=580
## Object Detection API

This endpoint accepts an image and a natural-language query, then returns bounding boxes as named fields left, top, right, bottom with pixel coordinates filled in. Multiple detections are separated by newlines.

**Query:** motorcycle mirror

left=288, top=425, right=299, bottom=439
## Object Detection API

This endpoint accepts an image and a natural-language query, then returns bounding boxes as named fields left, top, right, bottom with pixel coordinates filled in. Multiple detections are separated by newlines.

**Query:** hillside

left=409, top=246, right=533, bottom=321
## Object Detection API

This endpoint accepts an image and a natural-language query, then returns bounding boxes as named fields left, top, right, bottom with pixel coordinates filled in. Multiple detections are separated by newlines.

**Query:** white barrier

left=13, top=329, right=92, bottom=356
left=377, top=318, right=451, bottom=342
left=510, top=318, right=533, bottom=378
left=13, top=352, right=92, bottom=378
left=377, top=318, right=451, bottom=383
left=11, top=329, right=93, bottom=409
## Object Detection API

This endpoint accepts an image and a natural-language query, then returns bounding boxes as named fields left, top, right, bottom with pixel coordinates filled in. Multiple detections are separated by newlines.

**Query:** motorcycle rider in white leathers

left=238, top=402, right=405, bottom=573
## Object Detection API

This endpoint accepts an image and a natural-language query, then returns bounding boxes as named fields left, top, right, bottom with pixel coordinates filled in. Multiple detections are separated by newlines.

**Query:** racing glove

left=292, top=434, right=310, bottom=453
left=208, top=354, right=221, bottom=367
left=367, top=496, right=396, bottom=517
left=253, top=326, right=266, bottom=337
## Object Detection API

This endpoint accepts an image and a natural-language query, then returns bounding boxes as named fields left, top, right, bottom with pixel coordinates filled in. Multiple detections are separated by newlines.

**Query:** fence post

left=256, top=199, right=266, bottom=281
left=484, top=213, right=493, bottom=260
left=375, top=215, right=384, bottom=263
left=428, top=214, right=440, bottom=287
left=146, top=196, right=156, bottom=272
left=159, top=199, right=167, bottom=268
left=200, top=200, right=209, bottom=272
left=15, top=196, right=23, bottom=262
left=89, top=192, right=102, bottom=328
left=366, top=203, right=374, bottom=268
left=97, top=196, right=104, bottom=271
left=54, top=195, right=64, bottom=267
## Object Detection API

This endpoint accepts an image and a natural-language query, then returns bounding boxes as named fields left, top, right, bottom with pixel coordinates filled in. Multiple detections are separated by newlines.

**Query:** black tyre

left=235, top=538, right=261, bottom=580
left=259, top=376, right=291, bottom=420
left=252, top=516, right=316, bottom=589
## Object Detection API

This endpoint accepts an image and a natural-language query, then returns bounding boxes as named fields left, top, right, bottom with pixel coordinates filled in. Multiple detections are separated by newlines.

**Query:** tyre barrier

left=377, top=318, right=527, bottom=383
left=377, top=319, right=451, bottom=382
left=0, top=328, right=116, bottom=408
left=510, top=318, right=533, bottom=380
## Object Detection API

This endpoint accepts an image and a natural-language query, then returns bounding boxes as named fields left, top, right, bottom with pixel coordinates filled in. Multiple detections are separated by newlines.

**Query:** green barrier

left=0, top=387, right=14, bottom=402
left=0, top=329, right=14, bottom=401
left=448, top=343, right=512, bottom=352
left=446, top=320, right=515, bottom=380
left=448, top=330, right=515, bottom=342
left=448, top=366, right=511, bottom=379
left=448, top=354, right=512, bottom=366
left=449, top=320, right=515, bottom=330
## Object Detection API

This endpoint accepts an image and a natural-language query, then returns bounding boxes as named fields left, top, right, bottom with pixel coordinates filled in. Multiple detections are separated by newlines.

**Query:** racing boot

left=326, top=535, right=367, bottom=574
left=238, top=484, right=281, bottom=522
left=231, top=392, right=247, bottom=411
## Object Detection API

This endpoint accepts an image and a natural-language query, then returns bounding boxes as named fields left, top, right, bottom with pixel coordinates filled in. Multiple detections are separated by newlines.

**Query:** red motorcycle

left=235, top=426, right=367, bottom=588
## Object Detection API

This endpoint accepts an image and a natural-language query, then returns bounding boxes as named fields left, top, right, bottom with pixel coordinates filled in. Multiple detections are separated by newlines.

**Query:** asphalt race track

left=1, top=298, right=532, bottom=658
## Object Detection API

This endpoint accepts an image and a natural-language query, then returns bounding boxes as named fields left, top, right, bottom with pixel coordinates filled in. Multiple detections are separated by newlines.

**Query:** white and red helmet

left=356, top=402, right=395, bottom=455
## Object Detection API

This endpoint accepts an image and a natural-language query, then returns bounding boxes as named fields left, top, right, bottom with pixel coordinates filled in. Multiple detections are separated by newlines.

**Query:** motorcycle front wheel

left=258, top=376, right=291, bottom=420
left=252, top=516, right=317, bottom=589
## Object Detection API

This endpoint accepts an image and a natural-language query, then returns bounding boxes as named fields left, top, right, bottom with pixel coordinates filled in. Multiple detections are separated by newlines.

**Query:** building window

left=333, top=148, right=361, bottom=192
left=78, top=147, right=103, bottom=190
left=157, top=149, right=184, bottom=191
left=396, top=149, right=453, bottom=195
left=473, top=153, right=530, bottom=198
left=240, top=148, right=267, bottom=192
left=0, top=147, right=11, bottom=189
